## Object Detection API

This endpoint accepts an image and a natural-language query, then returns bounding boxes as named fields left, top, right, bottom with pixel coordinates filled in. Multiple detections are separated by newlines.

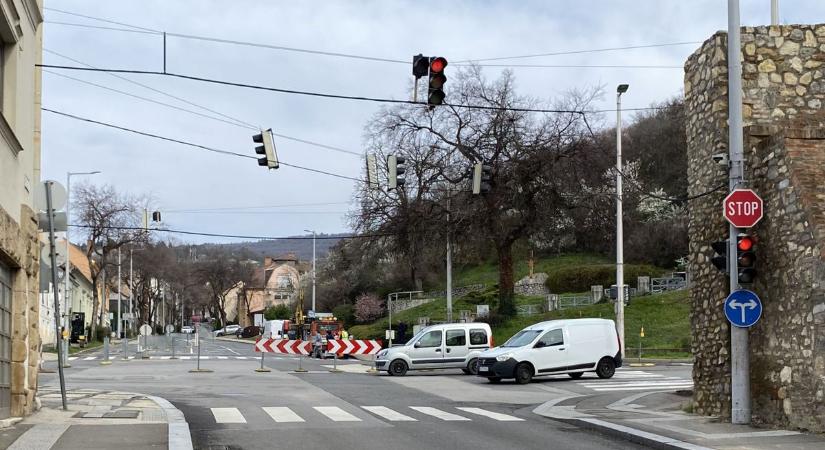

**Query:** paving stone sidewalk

left=0, top=387, right=192, bottom=450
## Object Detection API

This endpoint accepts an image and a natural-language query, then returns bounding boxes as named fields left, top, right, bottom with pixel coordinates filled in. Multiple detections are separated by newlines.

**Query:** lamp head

left=617, top=84, right=629, bottom=94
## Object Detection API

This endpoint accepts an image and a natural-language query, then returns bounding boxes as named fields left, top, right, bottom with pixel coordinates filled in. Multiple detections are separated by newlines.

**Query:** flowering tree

left=354, top=293, right=385, bottom=323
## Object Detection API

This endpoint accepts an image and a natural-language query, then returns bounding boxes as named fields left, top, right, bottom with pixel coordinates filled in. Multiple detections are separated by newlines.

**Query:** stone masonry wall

left=685, top=24, right=825, bottom=429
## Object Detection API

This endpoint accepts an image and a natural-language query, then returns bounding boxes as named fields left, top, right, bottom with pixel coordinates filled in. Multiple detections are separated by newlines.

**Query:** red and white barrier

left=326, top=339, right=383, bottom=355
left=255, top=339, right=312, bottom=355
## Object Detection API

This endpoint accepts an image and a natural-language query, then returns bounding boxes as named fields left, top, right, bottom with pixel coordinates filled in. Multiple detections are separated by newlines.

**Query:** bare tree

left=195, top=250, right=253, bottom=327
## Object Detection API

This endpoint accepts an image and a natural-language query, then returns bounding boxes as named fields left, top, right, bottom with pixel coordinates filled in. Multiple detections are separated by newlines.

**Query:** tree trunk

left=497, top=242, right=516, bottom=316
left=90, top=277, right=100, bottom=341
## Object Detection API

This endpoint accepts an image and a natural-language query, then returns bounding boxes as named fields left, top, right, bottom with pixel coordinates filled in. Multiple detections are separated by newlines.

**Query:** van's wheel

left=515, top=363, right=534, bottom=385
left=596, top=357, right=616, bottom=379
left=388, top=359, right=408, bottom=377
left=487, top=377, right=502, bottom=384
left=568, top=372, right=583, bottom=379
left=466, top=358, right=479, bottom=375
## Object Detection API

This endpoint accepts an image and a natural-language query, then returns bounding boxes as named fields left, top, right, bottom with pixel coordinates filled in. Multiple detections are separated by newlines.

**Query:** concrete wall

left=685, top=24, right=825, bottom=430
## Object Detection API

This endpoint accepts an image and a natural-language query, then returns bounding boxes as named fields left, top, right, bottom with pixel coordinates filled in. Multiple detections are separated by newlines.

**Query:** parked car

left=236, top=326, right=261, bottom=339
left=214, top=324, right=241, bottom=337
left=477, top=318, right=621, bottom=384
left=181, top=326, right=194, bottom=334
left=374, top=322, right=493, bottom=376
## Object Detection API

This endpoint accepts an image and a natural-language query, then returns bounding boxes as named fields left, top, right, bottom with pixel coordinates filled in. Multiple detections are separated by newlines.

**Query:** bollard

left=141, top=335, right=149, bottom=359
left=329, top=353, right=342, bottom=373
left=61, top=339, right=71, bottom=368
left=170, top=334, right=177, bottom=360
left=255, top=351, right=271, bottom=373
left=295, top=353, right=308, bottom=373
left=189, top=331, right=213, bottom=373
left=100, top=336, right=112, bottom=365
left=122, top=337, right=129, bottom=361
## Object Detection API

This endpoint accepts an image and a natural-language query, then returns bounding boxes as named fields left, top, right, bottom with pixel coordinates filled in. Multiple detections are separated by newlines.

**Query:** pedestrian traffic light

left=472, top=162, right=492, bottom=194
left=388, top=154, right=406, bottom=190
left=711, top=239, right=728, bottom=273
left=253, top=129, right=278, bottom=169
left=412, top=54, right=429, bottom=79
left=737, top=233, right=756, bottom=284
left=151, top=211, right=162, bottom=222
left=428, top=57, right=448, bottom=107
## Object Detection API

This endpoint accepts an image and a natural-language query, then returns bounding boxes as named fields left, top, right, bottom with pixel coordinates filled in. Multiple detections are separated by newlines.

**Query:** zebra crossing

left=573, top=369, right=693, bottom=392
left=209, top=405, right=525, bottom=425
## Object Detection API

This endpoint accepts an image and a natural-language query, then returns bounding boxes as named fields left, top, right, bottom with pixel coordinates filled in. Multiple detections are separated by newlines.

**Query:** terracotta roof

left=67, top=241, right=93, bottom=284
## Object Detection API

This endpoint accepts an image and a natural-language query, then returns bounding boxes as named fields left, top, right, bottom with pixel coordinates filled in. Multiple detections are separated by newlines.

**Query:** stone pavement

left=534, top=390, right=825, bottom=449
left=1, top=387, right=192, bottom=450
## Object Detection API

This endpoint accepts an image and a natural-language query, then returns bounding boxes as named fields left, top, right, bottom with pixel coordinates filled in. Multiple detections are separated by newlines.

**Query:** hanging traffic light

left=428, top=57, right=448, bottom=107
left=711, top=239, right=728, bottom=273
left=472, top=162, right=492, bottom=194
left=737, top=233, right=756, bottom=284
left=253, top=129, right=278, bottom=169
left=388, top=154, right=406, bottom=190
left=412, top=54, right=429, bottom=79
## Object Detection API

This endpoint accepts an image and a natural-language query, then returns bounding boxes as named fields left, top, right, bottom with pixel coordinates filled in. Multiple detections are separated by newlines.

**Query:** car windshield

left=501, top=330, right=542, bottom=347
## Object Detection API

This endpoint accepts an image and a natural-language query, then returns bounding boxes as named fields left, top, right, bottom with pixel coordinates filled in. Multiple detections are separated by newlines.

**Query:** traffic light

left=388, top=154, right=406, bottom=190
left=711, top=239, right=728, bottom=273
left=472, top=162, right=492, bottom=194
left=428, top=57, right=448, bottom=107
left=737, top=233, right=756, bottom=284
left=151, top=211, right=162, bottom=222
left=412, top=54, right=429, bottom=79
left=253, top=129, right=278, bottom=169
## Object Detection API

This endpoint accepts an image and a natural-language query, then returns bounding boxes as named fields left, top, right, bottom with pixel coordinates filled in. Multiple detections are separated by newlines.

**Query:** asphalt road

left=41, top=337, right=692, bottom=450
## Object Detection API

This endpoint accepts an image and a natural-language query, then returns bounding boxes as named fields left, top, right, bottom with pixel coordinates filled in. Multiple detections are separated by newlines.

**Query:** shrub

left=545, top=264, right=662, bottom=293
left=93, top=325, right=110, bottom=342
left=264, top=304, right=291, bottom=320
left=354, top=293, right=385, bottom=323
left=332, top=304, right=355, bottom=328
left=474, top=311, right=508, bottom=327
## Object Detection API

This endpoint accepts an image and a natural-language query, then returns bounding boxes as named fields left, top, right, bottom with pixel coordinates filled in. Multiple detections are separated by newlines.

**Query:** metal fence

left=515, top=304, right=545, bottom=316
left=651, top=277, right=687, bottom=293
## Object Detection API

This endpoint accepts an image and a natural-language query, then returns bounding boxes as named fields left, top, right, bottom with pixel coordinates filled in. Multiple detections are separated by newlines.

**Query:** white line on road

left=263, top=407, right=305, bottom=423
left=235, top=356, right=248, bottom=359
left=456, top=407, right=524, bottom=422
left=222, top=346, right=240, bottom=355
left=179, top=356, right=191, bottom=360
left=409, top=406, right=471, bottom=421
left=217, top=356, right=228, bottom=360
left=68, top=357, right=77, bottom=361
left=578, top=381, right=693, bottom=388
left=211, top=407, right=246, bottom=423
left=161, top=356, right=171, bottom=360
left=314, top=406, right=362, bottom=422
left=83, top=357, right=96, bottom=361
left=361, top=406, right=417, bottom=421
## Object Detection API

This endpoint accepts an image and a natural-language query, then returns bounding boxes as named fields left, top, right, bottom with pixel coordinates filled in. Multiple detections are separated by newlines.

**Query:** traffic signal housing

left=472, top=162, right=492, bottom=194
left=412, top=54, right=429, bottom=79
left=711, top=239, right=728, bottom=273
left=388, top=154, right=406, bottom=190
left=428, top=57, right=448, bottom=107
left=253, top=129, right=278, bottom=169
left=737, top=233, right=756, bottom=284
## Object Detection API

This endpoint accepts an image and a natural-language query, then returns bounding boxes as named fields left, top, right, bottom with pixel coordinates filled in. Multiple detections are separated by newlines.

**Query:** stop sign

left=723, top=189, right=763, bottom=228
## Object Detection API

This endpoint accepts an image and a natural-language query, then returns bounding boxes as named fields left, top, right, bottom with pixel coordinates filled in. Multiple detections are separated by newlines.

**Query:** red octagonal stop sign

left=724, top=189, right=763, bottom=228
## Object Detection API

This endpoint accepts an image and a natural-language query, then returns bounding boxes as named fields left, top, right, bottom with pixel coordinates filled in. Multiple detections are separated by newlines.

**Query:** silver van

left=374, top=323, right=493, bottom=376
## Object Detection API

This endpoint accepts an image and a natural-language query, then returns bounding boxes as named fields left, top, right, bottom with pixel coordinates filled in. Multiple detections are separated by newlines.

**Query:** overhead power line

left=68, top=223, right=390, bottom=241
left=163, top=201, right=351, bottom=213
left=453, top=41, right=703, bottom=63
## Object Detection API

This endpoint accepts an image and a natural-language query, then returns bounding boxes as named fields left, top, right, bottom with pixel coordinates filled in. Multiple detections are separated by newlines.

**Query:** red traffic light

left=430, top=57, right=447, bottom=73
left=737, top=235, right=754, bottom=251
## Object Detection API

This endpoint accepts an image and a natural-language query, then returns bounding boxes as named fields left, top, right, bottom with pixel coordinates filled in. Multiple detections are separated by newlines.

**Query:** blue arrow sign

left=724, top=289, right=762, bottom=328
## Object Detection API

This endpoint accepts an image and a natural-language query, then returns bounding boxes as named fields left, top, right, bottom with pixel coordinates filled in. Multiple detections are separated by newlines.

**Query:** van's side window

left=538, top=329, right=564, bottom=347
left=469, top=329, right=488, bottom=345
left=445, top=329, right=466, bottom=346
left=417, top=330, right=442, bottom=348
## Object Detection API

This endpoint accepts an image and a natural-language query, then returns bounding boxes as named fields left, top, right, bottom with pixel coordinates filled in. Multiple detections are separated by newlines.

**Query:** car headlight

left=496, top=353, right=514, bottom=362
left=376, top=350, right=388, bottom=359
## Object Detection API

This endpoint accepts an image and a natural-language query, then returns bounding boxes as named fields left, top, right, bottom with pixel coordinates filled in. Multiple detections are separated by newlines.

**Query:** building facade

left=0, top=0, right=43, bottom=419
left=238, top=255, right=305, bottom=326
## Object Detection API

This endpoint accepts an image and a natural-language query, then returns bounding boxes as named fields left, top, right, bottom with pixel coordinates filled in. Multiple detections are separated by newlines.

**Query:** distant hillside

left=205, top=234, right=344, bottom=261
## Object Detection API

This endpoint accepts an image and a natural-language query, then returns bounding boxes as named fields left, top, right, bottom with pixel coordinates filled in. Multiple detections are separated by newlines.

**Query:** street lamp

left=303, top=229, right=316, bottom=313
left=615, top=84, right=628, bottom=359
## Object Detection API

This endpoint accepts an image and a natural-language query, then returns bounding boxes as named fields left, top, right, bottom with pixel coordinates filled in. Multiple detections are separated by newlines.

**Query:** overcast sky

left=41, top=0, right=825, bottom=245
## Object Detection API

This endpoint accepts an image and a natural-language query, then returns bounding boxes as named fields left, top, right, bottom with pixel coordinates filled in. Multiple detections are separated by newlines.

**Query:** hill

left=200, top=234, right=344, bottom=261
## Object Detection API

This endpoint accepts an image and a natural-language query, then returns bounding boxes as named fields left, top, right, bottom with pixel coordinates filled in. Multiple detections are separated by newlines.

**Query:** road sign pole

left=727, top=0, right=750, bottom=425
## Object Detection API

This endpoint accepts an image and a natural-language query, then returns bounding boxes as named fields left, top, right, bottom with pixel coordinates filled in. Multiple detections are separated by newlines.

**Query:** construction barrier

left=326, top=339, right=383, bottom=355
left=255, top=338, right=312, bottom=355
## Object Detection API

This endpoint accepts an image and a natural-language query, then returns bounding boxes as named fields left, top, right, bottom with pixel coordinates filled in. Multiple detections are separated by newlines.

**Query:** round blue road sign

left=724, top=289, right=762, bottom=328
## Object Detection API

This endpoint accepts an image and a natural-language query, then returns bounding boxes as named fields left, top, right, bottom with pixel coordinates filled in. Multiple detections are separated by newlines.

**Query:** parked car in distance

left=477, top=318, right=621, bottom=384
left=214, top=324, right=241, bottom=337
left=374, top=322, right=493, bottom=376
left=181, top=326, right=194, bottom=334
left=236, top=326, right=261, bottom=339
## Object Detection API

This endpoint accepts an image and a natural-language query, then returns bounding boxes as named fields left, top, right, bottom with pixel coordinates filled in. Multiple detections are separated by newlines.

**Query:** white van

left=374, top=323, right=493, bottom=376
left=477, top=318, right=621, bottom=384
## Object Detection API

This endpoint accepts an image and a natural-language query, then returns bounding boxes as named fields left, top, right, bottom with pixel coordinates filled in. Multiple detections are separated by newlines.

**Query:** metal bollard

left=255, top=351, right=271, bottom=373
left=122, top=337, right=129, bottom=360
left=295, top=353, right=308, bottom=373
left=100, top=336, right=112, bottom=365
left=170, top=334, right=177, bottom=360
left=329, top=353, right=342, bottom=373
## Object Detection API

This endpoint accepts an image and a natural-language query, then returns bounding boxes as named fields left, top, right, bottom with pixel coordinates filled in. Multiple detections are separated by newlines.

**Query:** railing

left=390, top=298, right=437, bottom=313
left=515, top=304, right=544, bottom=316
left=651, top=277, right=687, bottom=293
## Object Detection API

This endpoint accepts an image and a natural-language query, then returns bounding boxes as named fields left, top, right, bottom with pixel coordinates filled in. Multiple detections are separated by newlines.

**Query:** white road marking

left=590, top=384, right=694, bottom=392
left=263, top=407, right=305, bottom=423
left=222, top=346, right=240, bottom=355
left=68, top=357, right=77, bottom=361
left=211, top=407, right=246, bottom=423
left=235, top=356, right=248, bottom=360
left=83, top=357, right=96, bottom=361
left=314, top=406, right=361, bottom=422
left=179, top=356, right=191, bottom=360
left=217, top=356, right=228, bottom=360
left=456, top=407, right=524, bottom=421
left=361, top=406, right=417, bottom=421
left=161, top=356, right=171, bottom=360
left=578, top=381, right=693, bottom=388
left=409, top=406, right=471, bottom=421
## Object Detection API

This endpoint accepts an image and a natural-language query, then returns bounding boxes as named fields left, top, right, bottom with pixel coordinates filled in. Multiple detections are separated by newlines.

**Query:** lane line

left=314, top=406, right=362, bottom=422
left=456, top=407, right=524, bottom=422
left=263, top=407, right=305, bottom=423
left=361, top=406, right=417, bottom=421
left=67, top=357, right=77, bottom=361
left=235, top=356, right=248, bottom=360
left=211, top=407, right=246, bottom=423
left=217, top=356, right=228, bottom=360
left=409, top=406, right=471, bottom=421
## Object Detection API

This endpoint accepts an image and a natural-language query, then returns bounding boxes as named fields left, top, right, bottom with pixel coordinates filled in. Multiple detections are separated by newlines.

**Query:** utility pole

left=771, top=0, right=779, bottom=25
left=616, top=83, right=629, bottom=358
left=117, top=247, right=122, bottom=339
left=446, top=203, right=453, bottom=323
left=304, top=229, right=316, bottom=312
left=727, top=0, right=750, bottom=425
left=129, top=248, right=133, bottom=332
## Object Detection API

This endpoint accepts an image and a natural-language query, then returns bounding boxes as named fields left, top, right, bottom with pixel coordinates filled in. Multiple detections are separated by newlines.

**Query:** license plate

left=479, top=366, right=489, bottom=372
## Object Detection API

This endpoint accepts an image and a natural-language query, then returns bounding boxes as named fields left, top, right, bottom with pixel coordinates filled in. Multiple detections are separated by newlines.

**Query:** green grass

left=450, top=254, right=611, bottom=287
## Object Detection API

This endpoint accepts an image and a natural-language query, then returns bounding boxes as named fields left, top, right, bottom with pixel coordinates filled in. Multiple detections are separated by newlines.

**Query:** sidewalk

left=534, top=390, right=825, bottom=449
left=1, top=387, right=192, bottom=450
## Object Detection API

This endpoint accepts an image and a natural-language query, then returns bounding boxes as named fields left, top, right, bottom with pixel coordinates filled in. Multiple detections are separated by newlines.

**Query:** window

left=502, top=330, right=541, bottom=347
left=538, top=329, right=564, bottom=347
left=445, top=329, right=466, bottom=346
left=417, top=330, right=442, bottom=348
left=469, top=329, right=488, bottom=345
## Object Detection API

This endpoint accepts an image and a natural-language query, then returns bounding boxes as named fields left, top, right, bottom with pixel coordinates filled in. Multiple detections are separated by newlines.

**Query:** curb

left=146, top=395, right=193, bottom=450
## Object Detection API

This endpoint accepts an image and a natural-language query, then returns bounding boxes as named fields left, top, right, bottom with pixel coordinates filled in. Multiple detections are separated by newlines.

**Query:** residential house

left=0, top=0, right=43, bottom=419
left=238, top=254, right=306, bottom=326
left=66, top=242, right=94, bottom=333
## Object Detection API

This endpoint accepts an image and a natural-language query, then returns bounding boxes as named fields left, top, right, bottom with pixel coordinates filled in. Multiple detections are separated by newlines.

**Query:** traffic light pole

left=727, top=0, right=750, bottom=425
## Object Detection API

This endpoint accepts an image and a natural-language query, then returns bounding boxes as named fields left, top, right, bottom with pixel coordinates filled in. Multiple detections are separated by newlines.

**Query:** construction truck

left=308, top=313, right=344, bottom=358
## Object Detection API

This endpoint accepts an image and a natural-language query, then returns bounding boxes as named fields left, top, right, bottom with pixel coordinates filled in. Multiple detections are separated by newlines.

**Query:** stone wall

left=685, top=24, right=825, bottom=430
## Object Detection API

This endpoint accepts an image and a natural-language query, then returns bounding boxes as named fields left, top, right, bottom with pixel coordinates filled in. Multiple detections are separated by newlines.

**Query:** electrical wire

left=164, top=201, right=351, bottom=213
left=453, top=41, right=703, bottom=63
left=68, top=223, right=392, bottom=240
